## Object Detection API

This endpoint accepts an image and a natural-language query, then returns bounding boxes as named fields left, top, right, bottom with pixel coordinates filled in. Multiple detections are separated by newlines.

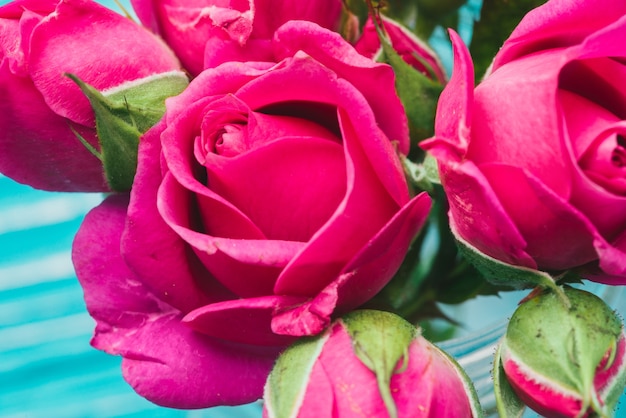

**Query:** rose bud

left=497, top=287, right=626, bottom=417
left=0, top=0, right=183, bottom=191
left=263, top=310, right=481, bottom=418
left=130, top=0, right=343, bottom=75
left=421, top=0, right=626, bottom=283
left=354, top=15, right=446, bottom=84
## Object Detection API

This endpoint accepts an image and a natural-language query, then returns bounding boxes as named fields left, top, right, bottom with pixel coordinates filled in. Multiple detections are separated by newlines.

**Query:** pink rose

left=130, top=0, right=343, bottom=76
left=422, top=0, right=626, bottom=283
left=354, top=16, right=447, bottom=84
left=263, top=310, right=476, bottom=418
left=0, top=0, right=182, bottom=191
left=72, top=21, right=431, bottom=408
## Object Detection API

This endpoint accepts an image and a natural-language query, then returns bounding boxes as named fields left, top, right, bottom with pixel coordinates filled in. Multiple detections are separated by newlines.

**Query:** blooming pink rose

left=354, top=16, right=447, bottom=84
left=72, top=21, right=431, bottom=408
left=0, top=0, right=182, bottom=192
left=130, top=0, right=343, bottom=76
left=263, top=311, right=476, bottom=418
left=422, top=0, right=626, bottom=283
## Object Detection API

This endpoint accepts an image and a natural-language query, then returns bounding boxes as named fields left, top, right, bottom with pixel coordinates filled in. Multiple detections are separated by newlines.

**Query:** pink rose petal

left=124, top=122, right=235, bottom=313
left=273, top=21, right=409, bottom=156
left=493, top=0, right=626, bottom=69
left=183, top=295, right=303, bottom=346
left=29, top=0, right=181, bottom=126
left=73, top=194, right=278, bottom=408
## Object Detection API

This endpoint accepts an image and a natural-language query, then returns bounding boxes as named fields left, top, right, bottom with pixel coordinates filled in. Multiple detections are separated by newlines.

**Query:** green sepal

left=402, top=152, right=440, bottom=193
left=452, top=226, right=560, bottom=293
left=67, top=71, right=188, bottom=191
left=264, top=332, right=329, bottom=418
left=375, top=23, right=444, bottom=143
left=505, top=287, right=624, bottom=416
left=601, top=348, right=626, bottom=416
left=493, top=341, right=526, bottom=418
left=342, top=310, right=417, bottom=418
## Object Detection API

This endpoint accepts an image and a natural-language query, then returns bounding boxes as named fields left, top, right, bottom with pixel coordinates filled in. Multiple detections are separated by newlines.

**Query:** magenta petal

left=422, top=30, right=473, bottom=156
left=560, top=93, right=626, bottom=237
left=334, top=191, right=432, bottom=310
left=310, top=322, right=391, bottom=416
left=493, top=0, right=626, bottom=68
left=29, top=0, right=180, bottom=125
left=72, top=194, right=166, bottom=321
left=120, top=315, right=280, bottom=408
left=391, top=338, right=472, bottom=417
left=129, top=0, right=159, bottom=33
left=159, top=172, right=304, bottom=298
left=0, top=62, right=106, bottom=191
left=233, top=54, right=409, bottom=208
left=250, top=1, right=341, bottom=39
left=272, top=20, right=409, bottom=155
left=163, top=61, right=273, bottom=123
left=158, top=2, right=253, bottom=75
left=529, top=173, right=626, bottom=280
left=469, top=52, right=571, bottom=196
left=73, top=194, right=277, bottom=408
left=273, top=110, right=405, bottom=296
left=436, top=155, right=536, bottom=269
left=184, top=296, right=303, bottom=346
left=481, top=163, right=598, bottom=270
left=287, top=361, right=335, bottom=418
left=271, top=192, right=431, bottom=337
left=204, top=37, right=274, bottom=69
left=571, top=16, right=626, bottom=62
left=271, top=275, right=343, bottom=337
left=124, top=122, right=234, bottom=312
left=594, top=231, right=626, bottom=283
left=204, top=136, right=346, bottom=242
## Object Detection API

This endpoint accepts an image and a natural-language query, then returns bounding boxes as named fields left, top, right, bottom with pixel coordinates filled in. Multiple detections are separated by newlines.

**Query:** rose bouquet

left=2, top=0, right=626, bottom=416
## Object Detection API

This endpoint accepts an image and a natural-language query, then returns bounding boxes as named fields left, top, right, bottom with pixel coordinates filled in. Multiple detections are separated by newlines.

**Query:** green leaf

left=493, top=342, right=526, bottom=418
left=264, top=332, right=329, bottom=418
left=452, top=226, right=560, bottom=292
left=342, top=310, right=418, bottom=418
left=376, top=24, right=444, bottom=143
left=67, top=71, right=188, bottom=191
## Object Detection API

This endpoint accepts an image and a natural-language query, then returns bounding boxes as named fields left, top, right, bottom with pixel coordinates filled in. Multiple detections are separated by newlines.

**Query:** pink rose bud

left=263, top=310, right=481, bottom=418
left=497, top=287, right=626, bottom=417
left=354, top=15, right=446, bottom=84
left=0, top=0, right=183, bottom=191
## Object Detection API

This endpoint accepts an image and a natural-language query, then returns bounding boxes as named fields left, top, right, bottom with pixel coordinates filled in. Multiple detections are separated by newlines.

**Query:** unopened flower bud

left=498, top=287, right=626, bottom=417
left=263, top=310, right=481, bottom=418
